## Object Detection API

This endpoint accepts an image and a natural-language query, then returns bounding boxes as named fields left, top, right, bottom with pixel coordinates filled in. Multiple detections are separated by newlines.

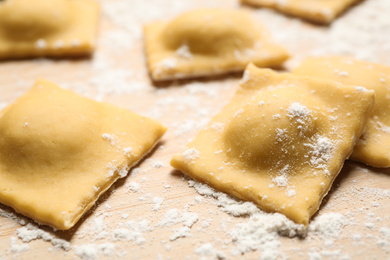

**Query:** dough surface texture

left=0, top=0, right=99, bottom=59
left=144, top=8, right=289, bottom=81
left=0, top=80, right=166, bottom=230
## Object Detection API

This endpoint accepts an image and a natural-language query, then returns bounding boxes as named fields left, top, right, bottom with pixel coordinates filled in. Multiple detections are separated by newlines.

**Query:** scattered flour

left=1, top=0, right=389, bottom=259
left=148, top=159, right=165, bottom=168
left=377, top=227, right=390, bottom=251
left=107, top=161, right=129, bottom=178
left=287, top=102, right=313, bottom=136
left=126, top=182, right=141, bottom=193
left=186, top=177, right=375, bottom=259
left=306, top=136, right=334, bottom=170
left=286, top=188, right=296, bottom=197
left=194, top=243, right=226, bottom=259
left=157, top=208, right=198, bottom=242
left=16, top=224, right=70, bottom=250
left=0, top=207, right=28, bottom=226
left=173, top=118, right=210, bottom=136
left=123, top=147, right=133, bottom=157
left=170, top=226, right=191, bottom=241
left=154, top=58, right=177, bottom=77
left=287, top=102, right=312, bottom=119
left=73, top=243, right=116, bottom=260
left=229, top=212, right=305, bottom=259
left=102, top=133, right=117, bottom=145
left=88, top=66, right=141, bottom=99
left=272, top=174, right=288, bottom=187
left=182, top=148, right=200, bottom=163
left=158, top=208, right=198, bottom=228
left=176, top=45, right=193, bottom=59
left=80, top=214, right=110, bottom=240
left=112, top=220, right=152, bottom=245
left=10, top=237, right=29, bottom=253
left=35, top=39, right=47, bottom=49
left=209, top=122, right=225, bottom=132
left=188, top=180, right=259, bottom=216
left=355, top=86, right=368, bottom=92
left=309, top=213, right=346, bottom=243
left=152, top=197, right=164, bottom=211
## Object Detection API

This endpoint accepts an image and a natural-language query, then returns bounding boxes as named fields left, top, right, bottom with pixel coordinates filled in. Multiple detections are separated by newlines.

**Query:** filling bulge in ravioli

left=224, top=88, right=330, bottom=171
left=0, top=79, right=166, bottom=230
left=144, top=9, right=288, bottom=81
left=0, top=90, right=100, bottom=170
left=162, top=9, right=257, bottom=55
left=0, top=0, right=70, bottom=40
left=0, top=0, right=99, bottom=59
left=170, top=64, right=375, bottom=225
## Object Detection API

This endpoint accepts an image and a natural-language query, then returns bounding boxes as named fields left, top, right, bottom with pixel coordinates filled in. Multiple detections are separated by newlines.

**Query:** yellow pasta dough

left=0, top=80, right=166, bottom=230
left=293, top=56, right=390, bottom=167
left=144, top=9, right=289, bottom=81
left=171, top=64, right=374, bottom=225
left=241, top=0, right=360, bottom=24
left=0, top=0, right=99, bottom=59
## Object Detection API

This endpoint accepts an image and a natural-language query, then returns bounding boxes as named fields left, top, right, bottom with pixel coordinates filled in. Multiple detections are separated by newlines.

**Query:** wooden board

left=0, top=0, right=389, bottom=259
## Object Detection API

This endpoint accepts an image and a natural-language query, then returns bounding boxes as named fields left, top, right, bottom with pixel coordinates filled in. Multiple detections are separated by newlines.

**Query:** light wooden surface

left=0, top=0, right=390, bottom=259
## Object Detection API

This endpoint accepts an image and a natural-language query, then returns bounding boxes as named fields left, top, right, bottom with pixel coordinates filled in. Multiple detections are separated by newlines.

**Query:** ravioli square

left=0, top=0, right=99, bottom=59
left=241, top=0, right=360, bottom=24
left=144, top=9, right=289, bottom=81
left=293, top=56, right=390, bottom=167
left=0, top=80, right=166, bottom=230
left=171, top=64, right=374, bottom=225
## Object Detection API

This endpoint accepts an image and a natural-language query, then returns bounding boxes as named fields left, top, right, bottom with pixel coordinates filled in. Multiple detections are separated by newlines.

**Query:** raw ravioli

left=144, top=9, right=288, bottom=81
left=0, top=80, right=166, bottom=230
left=0, top=0, right=99, bottom=59
left=294, top=56, right=390, bottom=167
left=241, top=0, right=360, bottom=24
left=171, top=64, right=374, bottom=225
